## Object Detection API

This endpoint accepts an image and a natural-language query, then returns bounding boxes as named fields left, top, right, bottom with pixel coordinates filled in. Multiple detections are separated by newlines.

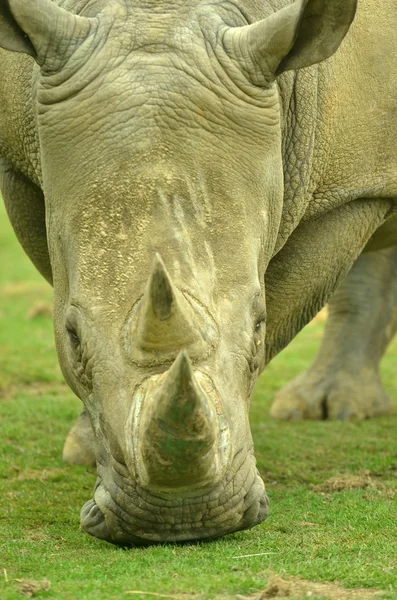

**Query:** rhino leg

left=271, top=247, right=397, bottom=420
left=1, top=161, right=52, bottom=284
left=63, top=410, right=96, bottom=467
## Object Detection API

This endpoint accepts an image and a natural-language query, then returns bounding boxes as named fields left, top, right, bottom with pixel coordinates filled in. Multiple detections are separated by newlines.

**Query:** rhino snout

left=80, top=454, right=269, bottom=545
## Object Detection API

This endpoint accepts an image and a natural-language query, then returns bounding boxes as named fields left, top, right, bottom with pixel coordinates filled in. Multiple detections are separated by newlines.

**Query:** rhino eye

left=255, top=313, right=267, bottom=332
left=66, top=325, right=80, bottom=347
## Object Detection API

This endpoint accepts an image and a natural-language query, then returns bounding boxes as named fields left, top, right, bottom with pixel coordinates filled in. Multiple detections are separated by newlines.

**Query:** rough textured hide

left=0, top=0, right=396, bottom=545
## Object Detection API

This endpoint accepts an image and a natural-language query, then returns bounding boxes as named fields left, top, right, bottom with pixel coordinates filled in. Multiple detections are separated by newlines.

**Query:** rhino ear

left=0, top=0, right=92, bottom=65
left=0, top=0, right=36, bottom=57
left=223, top=0, right=357, bottom=85
left=276, top=0, right=358, bottom=74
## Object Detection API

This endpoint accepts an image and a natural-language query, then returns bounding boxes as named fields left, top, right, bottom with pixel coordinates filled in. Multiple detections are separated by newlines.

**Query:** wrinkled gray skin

left=1, top=0, right=396, bottom=545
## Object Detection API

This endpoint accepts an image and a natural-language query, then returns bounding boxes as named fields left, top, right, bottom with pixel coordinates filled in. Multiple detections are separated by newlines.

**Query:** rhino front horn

left=136, top=351, right=220, bottom=490
left=133, top=254, right=205, bottom=353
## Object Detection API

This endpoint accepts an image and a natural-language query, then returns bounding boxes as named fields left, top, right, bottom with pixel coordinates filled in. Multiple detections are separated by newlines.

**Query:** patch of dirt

left=313, top=472, right=374, bottom=493
left=10, top=468, right=67, bottom=482
left=124, top=593, right=198, bottom=599
left=0, top=381, right=68, bottom=400
left=0, top=385, right=9, bottom=399
left=1, top=281, right=50, bottom=296
left=24, top=530, right=51, bottom=542
left=18, top=578, right=51, bottom=598
left=378, top=486, right=397, bottom=500
left=259, top=575, right=292, bottom=598
left=26, top=302, right=53, bottom=319
left=234, top=574, right=385, bottom=600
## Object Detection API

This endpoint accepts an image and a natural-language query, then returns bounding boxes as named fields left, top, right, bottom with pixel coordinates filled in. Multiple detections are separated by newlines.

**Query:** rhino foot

left=270, top=368, right=393, bottom=420
left=63, top=409, right=96, bottom=466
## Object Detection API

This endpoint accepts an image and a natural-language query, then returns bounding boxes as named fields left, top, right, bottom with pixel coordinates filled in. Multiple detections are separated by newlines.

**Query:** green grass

left=0, top=200, right=396, bottom=600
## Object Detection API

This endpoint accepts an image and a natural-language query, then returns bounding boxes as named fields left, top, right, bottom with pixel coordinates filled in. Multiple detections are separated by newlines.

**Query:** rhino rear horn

left=0, top=0, right=93, bottom=64
left=134, top=254, right=205, bottom=353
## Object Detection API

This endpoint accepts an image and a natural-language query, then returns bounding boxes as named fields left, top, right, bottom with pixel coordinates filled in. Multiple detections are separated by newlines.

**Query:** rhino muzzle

left=80, top=453, right=269, bottom=545
left=79, top=255, right=269, bottom=544
left=79, top=350, right=269, bottom=545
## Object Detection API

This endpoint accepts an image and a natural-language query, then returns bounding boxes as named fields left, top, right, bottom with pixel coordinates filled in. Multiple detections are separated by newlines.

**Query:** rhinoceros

left=1, top=0, right=396, bottom=545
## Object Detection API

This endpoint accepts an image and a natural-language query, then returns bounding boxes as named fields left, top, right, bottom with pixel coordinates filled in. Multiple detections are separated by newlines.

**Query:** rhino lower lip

left=80, top=455, right=269, bottom=545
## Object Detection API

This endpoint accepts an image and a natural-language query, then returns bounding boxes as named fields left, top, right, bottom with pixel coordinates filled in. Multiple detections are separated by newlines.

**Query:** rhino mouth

left=80, top=453, right=269, bottom=545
